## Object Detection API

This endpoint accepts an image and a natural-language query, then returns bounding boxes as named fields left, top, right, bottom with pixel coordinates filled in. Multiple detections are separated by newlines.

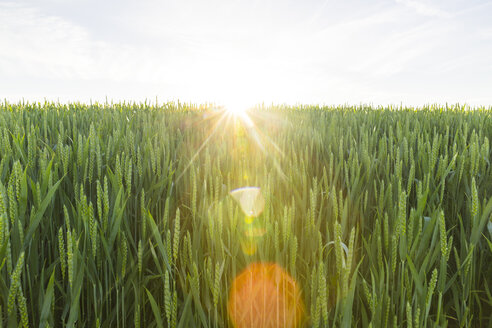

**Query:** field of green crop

left=0, top=102, right=491, bottom=327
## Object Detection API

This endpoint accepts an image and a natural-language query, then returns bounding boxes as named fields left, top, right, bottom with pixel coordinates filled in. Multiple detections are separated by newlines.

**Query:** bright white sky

left=1, top=0, right=492, bottom=108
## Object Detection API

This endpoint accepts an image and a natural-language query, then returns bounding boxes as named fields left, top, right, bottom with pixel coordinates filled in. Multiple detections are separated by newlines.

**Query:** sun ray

left=233, top=109, right=288, bottom=181
left=175, top=108, right=229, bottom=183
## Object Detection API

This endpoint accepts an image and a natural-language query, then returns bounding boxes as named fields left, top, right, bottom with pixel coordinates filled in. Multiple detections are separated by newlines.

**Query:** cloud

left=477, top=27, right=492, bottom=39
left=395, top=0, right=451, bottom=18
left=0, top=2, right=170, bottom=83
left=0, top=0, right=491, bottom=106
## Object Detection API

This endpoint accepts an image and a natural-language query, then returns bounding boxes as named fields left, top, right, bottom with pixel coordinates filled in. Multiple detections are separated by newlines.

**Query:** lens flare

left=240, top=238, right=258, bottom=256
left=228, top=263, right=305, bottom=328
left=230, top=187, right=265, bottom=217
left=244, top=226, right=266, bottom=237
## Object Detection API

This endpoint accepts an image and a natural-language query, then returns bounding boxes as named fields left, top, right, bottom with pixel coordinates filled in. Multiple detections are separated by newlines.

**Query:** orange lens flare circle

left=228, top=263, right=305, bottom=328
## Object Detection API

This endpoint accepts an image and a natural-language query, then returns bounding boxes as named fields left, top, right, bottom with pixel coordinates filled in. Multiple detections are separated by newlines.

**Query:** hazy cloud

left=395, top=0, right=451, bottom=17
left=1, top=0, right=491, bottom=105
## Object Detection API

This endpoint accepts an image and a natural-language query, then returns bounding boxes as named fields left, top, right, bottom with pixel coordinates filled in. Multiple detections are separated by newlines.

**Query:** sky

left=1, top=0, right=492, bottom=108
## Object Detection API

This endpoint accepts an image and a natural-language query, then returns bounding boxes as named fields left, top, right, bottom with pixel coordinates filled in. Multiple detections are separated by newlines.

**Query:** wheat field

left=0, top=102, right=491, bottom=327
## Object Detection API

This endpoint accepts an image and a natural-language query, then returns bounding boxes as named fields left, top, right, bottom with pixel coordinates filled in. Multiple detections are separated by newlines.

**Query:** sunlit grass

left=0, top=102, right=491, bottom=327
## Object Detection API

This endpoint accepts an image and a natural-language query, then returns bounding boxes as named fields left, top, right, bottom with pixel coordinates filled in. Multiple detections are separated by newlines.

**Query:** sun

left=223, top=102, right=255, bottom=128
left=226, top=106, right=248, bottom=117
left=224, top=103, right=249, bottom=118
left=220, top=97, right=252, bottom=116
